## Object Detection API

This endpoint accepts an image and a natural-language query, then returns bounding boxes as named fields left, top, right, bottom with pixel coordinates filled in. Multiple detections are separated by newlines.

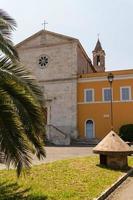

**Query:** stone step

left=71, top=138, right=99, bottom=146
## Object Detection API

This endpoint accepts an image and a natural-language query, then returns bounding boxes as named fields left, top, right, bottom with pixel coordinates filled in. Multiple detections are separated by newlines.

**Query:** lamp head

left=107, top=73, right=114, bottom=83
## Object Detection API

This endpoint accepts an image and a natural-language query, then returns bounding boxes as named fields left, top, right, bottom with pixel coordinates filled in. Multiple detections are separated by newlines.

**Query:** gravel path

left=0, top=146, right=94, bottom=169
left=107, top=174, right=133, bottom=200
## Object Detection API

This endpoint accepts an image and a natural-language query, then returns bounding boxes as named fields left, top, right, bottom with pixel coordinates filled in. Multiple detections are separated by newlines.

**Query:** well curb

left=93, top=167, right=133, bottom=200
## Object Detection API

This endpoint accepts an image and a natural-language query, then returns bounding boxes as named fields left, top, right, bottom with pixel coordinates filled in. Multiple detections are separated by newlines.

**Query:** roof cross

left=42, top=20, right=48, bottom=30
left=97, top=33, right=100, bottom=39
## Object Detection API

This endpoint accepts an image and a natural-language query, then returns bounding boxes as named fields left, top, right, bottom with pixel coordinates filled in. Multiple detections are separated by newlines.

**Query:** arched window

left=97, top=55, right=100, bottom=66
left=86, top=120, right=94, bottom=139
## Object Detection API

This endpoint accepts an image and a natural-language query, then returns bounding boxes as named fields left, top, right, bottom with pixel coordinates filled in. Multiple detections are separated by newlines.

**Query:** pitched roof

left=93, top=39, right=103, bottom=52
left=15, top=29, right=95, bottom=72
left=15, top=30, right=78, bottom=48
left=93, top=131, right=133, bottom=154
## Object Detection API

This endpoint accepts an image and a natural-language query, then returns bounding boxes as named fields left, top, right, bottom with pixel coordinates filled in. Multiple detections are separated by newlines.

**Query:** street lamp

left=107, top=73, right=114, bottom=130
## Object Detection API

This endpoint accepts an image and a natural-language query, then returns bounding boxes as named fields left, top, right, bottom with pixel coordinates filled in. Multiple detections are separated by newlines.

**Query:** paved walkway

left=107, top=174, right=133, bottom=200
left=0, top=146, right=94, bottom=169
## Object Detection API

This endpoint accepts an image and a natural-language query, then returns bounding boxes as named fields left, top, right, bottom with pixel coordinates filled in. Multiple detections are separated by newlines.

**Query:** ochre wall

left=77, top=70, right=133, bottom=139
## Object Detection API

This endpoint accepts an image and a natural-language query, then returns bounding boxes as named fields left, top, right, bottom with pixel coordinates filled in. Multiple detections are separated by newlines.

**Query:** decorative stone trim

left=39, top=77, right=78, bottom=83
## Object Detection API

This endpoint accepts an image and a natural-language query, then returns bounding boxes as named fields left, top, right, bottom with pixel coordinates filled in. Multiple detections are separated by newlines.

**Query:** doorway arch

left=85, top=119, right=95, bottom=139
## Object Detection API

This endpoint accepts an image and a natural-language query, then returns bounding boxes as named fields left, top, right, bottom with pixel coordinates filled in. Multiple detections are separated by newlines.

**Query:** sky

left=1, top=0, right=133, bottom=71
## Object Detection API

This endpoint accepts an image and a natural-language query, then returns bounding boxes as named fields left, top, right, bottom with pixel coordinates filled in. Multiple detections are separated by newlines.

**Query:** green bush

left=119, top=124, right=133, bottom=142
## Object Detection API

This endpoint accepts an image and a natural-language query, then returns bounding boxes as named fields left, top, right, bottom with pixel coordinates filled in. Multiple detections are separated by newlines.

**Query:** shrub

left=119, top=124, right=133, bottom=142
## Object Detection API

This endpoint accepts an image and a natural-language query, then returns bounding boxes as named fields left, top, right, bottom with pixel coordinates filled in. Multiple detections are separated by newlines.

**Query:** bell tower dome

left=92, top=39, right=105, bottom=72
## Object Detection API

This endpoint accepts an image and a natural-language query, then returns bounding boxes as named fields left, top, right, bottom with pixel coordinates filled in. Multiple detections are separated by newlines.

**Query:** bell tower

left=92, top=39, right=105, bottom=72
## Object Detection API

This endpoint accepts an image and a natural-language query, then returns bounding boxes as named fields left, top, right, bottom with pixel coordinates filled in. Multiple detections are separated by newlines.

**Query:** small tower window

left=97, top=55, right=100, bottom=66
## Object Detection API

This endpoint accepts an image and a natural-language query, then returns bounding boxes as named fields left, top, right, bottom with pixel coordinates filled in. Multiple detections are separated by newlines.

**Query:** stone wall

left=17, top=42, right=77, bottom=81
left=107, top=155, right=128, bottom=169
left=41, top=79, right=78, bottom=138
left=77, top=46, right=93, bottom=74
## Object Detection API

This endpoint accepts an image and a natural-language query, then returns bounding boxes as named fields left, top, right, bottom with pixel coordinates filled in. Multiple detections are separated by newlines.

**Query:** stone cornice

left=39, top=76, right=78, bottom=84
left=16, top=41, right=74, bottom=50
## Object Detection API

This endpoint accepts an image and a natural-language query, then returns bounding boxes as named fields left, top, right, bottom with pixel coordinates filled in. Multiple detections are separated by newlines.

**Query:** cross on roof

left=42, top=20, right=48, bottom=30
left=97, top=33, right=100, bottom=39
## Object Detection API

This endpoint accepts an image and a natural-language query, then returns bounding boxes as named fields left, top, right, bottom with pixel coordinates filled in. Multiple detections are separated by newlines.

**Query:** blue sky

left=1, top=0, right=133, bottom=71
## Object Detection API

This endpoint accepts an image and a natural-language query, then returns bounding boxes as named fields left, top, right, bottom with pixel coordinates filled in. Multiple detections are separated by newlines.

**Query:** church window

left=97, top=55, right=100, bottom=66
left=84, top=89, right=94, bottom=102
left=38, top=55, right=49, bottom=68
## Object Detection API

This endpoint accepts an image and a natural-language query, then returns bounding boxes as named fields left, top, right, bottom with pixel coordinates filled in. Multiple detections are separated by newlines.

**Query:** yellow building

left=78, top=69, right=133, bottom=140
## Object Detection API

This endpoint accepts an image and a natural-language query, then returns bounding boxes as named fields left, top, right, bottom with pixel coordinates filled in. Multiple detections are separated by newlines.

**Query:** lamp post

left=107, top=73, right=114, bottom=130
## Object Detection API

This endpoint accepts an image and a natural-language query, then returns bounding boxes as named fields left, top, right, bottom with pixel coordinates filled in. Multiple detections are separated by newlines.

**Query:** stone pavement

left=0, top=146, right=94, bottom=169
left=107, top=174, right=133, bottom=200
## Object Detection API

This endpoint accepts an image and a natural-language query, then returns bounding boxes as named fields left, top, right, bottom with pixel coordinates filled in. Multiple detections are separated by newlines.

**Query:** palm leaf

left=0, top=9, right=18, bottom=61
left=0, top=68, right=45, bottom=134
left=0, top=9, right=17, bottom=31
left=0, top=89, right=32, bottom=176
left=0, top=57, right=44, bottom=104
left=0, top=9, right=46, bottom=176
left=12, top=98, right=46, bottom=159
left=0, top=33, right=18, bottom=60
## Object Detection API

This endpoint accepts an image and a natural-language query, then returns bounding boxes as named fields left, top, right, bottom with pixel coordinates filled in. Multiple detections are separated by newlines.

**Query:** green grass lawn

left=0, top=156, right=133, bottom=200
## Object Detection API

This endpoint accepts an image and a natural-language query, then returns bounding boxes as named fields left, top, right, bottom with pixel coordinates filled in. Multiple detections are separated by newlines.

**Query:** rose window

left=38, top=55, right=48, bottom=68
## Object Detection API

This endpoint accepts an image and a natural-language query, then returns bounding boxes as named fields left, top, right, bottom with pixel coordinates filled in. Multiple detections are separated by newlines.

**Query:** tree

left=0, top=9, right=46, bottom=176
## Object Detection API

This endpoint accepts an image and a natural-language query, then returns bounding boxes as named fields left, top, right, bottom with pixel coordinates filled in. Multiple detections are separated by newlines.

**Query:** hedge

left=119, top=124, right=133, bottom=142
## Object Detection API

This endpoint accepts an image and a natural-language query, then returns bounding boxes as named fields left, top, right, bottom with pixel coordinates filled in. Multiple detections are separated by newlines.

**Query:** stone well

left=93, top=131, right=133, bottom=170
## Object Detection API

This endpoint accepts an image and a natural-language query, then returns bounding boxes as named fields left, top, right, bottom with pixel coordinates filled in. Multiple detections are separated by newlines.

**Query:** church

left=16, top=29, right=133, bottom=145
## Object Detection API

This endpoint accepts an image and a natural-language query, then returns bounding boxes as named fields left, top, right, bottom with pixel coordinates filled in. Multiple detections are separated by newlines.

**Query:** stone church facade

left=16, top=30, right=105, bottom=145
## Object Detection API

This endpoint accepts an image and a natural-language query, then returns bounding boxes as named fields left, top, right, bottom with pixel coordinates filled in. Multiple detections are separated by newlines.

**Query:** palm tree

left=0, top=9, right=46, bottom=176
left=0, top=9, right=18, bottom=60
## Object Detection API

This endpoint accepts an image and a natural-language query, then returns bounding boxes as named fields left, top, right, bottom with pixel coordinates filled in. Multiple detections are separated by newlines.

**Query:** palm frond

left=0, top=9, right=18, bottom=61
left=0, top=9, right=46, bottom=176
left=0, top=57, right=44, bottom=104
left=0, top=89, right=32, bottom=176
left=0, top=67, right=45, bottom=135
left=0, top=33, right=18, bottom=60
left=0, top=9, right=17, bottom=31
left=12, top=98, right=46, bottom=159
